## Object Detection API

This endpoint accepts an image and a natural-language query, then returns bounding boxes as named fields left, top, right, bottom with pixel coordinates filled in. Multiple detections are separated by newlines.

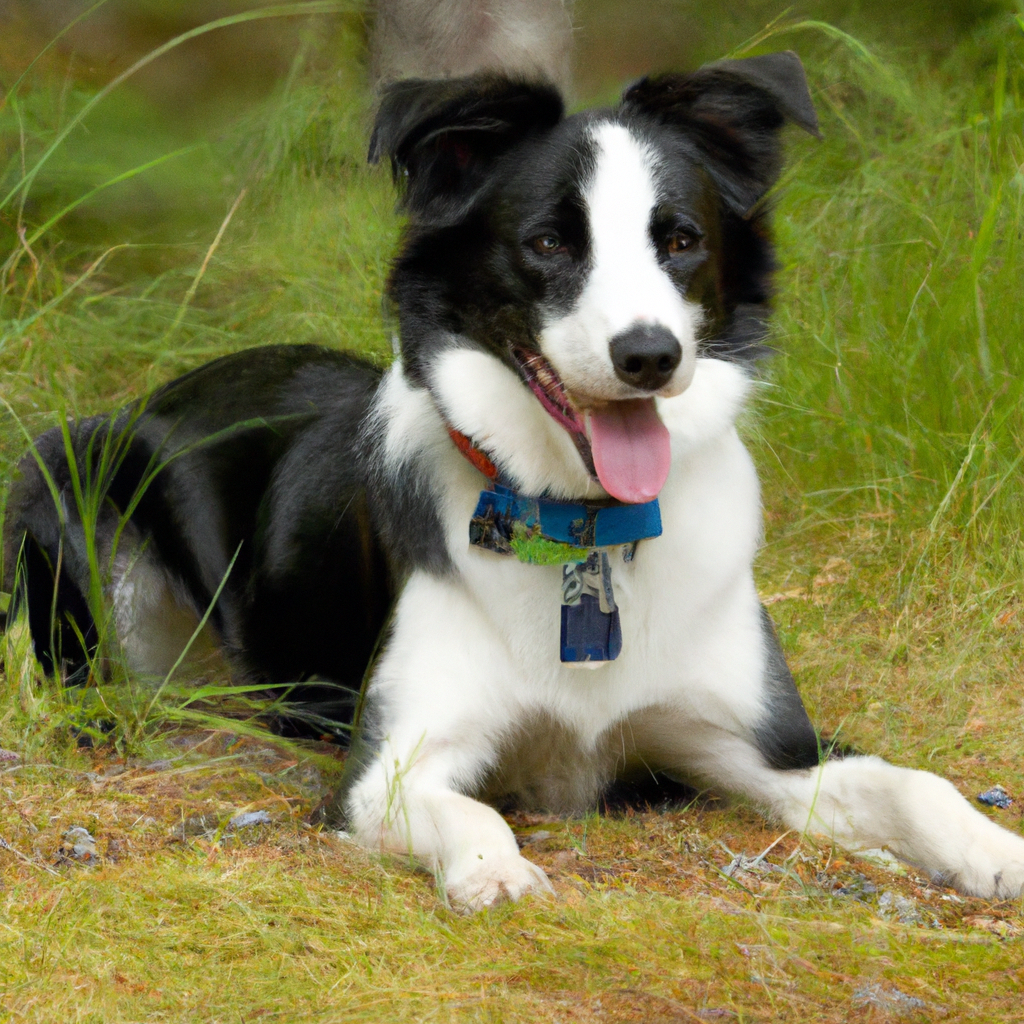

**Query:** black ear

left=621, top=51, right=819, bottom=213
left=369, top=75, right=564, bottom=225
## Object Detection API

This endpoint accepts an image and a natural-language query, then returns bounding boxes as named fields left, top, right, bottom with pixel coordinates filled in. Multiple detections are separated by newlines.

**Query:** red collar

left=447, top=425, right=499, bottom=480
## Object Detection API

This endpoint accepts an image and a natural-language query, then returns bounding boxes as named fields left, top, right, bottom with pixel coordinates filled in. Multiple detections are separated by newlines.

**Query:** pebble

left=229, top=810, right=272, bottom=830
left=878, top=890, right=924, bottom=926
left=855, top=847, right=906, bottom=874
left=977, top=785, right=1013, bottom=809
left=173, top=811, right=273, bottom=840
left=830, top=872, right=878, bottom=900
left=722, top=853, right=782, bottom=878
left=63, top=826, right=100, bottom=865
left=854, top=983, right=931, bottom=1014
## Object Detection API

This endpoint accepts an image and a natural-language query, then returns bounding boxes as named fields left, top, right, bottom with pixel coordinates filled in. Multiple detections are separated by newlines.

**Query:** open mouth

left=513, top=348, right=671, bottom=504
left=585, top=398, right=670, bottom=504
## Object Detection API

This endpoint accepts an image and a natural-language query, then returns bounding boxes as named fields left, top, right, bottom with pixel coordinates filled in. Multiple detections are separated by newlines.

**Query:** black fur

left=373, top=51, right=819, bottom=401
left=4, top=345, right=391, bottom=715
left=753, top=606, right=821, bottom=771
left=622, top=51, right=819, bottom=362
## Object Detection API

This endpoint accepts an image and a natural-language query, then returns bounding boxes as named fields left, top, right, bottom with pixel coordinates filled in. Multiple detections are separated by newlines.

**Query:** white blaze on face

left=539, top=120, right=701, bottom=403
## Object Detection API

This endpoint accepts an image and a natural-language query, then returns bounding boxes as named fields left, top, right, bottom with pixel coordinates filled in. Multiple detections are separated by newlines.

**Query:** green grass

left=3, top=3, right=1024, bottom=1021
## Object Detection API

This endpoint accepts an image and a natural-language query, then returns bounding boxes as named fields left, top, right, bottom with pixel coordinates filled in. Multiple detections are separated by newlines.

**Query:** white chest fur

left=373, top=355, right=767, bottom=745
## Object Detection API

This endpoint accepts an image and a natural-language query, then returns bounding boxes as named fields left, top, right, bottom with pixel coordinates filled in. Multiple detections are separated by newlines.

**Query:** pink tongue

left=587, top=399, right=671, bottom=504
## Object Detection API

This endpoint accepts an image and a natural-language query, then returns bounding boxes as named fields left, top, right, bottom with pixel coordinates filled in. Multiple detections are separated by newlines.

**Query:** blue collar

left=469, top=483, right=662, bottom=565
left=450, top=421, right=662, bottom=664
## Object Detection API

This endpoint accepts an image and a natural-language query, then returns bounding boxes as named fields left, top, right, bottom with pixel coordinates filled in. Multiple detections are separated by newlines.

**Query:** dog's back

left=4, top=344, right=389, bottom=722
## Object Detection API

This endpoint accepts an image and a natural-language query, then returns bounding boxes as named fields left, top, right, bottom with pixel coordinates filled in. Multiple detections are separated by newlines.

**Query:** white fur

left=348, top=354, right=1024, bottom=910
left=429, top=346, right=604, bottom=499
left=109, top=548, right=225, bottom=678
left=539, top=122, right=701, bottom=404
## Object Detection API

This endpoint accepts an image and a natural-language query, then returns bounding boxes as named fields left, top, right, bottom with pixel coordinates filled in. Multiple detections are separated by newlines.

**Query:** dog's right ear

left=369, top=76, right=564, bottom=225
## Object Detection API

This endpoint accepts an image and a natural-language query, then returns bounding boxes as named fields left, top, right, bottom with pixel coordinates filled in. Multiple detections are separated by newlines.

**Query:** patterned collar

left=442, top=353, right=663, bottom=663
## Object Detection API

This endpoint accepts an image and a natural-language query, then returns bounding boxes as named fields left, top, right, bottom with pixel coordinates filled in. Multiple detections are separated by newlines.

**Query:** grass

left=3, top=1, right=1024, bottom=1021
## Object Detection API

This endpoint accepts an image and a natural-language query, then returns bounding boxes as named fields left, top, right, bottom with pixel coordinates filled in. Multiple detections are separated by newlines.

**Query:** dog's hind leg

left=631, top=603, right=1024, bottom=898
left=668, top=724, right=1024, bottom=899
left=4, top=441, right=101, bottom=678
left=107, top=536, right=224, bottom=678
left=341, top=573, right=554, bottom=913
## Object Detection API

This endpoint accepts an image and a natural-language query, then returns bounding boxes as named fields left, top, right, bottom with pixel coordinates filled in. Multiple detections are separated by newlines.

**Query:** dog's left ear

left=370, top=76, right=564, bottom=225
left=621, top=51, right=819, bottom=214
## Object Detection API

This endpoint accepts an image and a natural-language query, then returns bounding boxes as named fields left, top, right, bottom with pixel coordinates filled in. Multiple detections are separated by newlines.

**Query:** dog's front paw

left=444, top=852, right=554, bottom=913
left=949, top=827, right=1024, bottom=899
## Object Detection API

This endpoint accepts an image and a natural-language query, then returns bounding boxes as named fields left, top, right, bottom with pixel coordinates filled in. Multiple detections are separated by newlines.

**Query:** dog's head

left=371, top=55, right=818, bottom=501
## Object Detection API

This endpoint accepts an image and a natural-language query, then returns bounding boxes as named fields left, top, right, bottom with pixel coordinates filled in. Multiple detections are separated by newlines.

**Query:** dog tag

left=560, top=552, right=621, bottom=663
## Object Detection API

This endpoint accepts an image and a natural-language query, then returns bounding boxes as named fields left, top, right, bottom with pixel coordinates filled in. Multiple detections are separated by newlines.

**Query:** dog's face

left=494, top=114, right=711, bottom=405
left=371, top=56, right=818, bottom=499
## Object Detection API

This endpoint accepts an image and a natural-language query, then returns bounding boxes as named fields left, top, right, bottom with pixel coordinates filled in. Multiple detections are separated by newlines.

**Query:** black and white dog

left=7, top=53, right=1024, bottom=911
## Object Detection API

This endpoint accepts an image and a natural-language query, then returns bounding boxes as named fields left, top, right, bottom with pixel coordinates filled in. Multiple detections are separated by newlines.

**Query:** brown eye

left=532, top=235, right=563, bottom=255
left=666, top=230, right=697, bottom=255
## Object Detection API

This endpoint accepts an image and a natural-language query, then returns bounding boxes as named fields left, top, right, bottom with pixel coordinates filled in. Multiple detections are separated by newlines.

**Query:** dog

left=6, top=52, right=1024, bottom=912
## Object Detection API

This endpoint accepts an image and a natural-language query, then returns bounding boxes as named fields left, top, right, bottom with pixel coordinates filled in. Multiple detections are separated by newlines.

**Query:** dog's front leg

left=348, top=752, right=552, bottom=911
left=342, top=575, right=553, bottom=912
left=644, top=600, right=1024, bottom=898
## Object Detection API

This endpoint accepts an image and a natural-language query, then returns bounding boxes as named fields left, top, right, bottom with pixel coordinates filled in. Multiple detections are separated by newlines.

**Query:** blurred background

left=0, top=0, right=1015, bottom=253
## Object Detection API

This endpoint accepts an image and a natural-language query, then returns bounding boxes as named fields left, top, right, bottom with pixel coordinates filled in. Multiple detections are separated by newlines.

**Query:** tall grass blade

left=0, top=2, right=359, bottom=217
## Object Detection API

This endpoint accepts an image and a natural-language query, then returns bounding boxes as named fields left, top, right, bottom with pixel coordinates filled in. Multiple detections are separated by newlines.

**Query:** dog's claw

left=445, top=854, right=554, bottom=913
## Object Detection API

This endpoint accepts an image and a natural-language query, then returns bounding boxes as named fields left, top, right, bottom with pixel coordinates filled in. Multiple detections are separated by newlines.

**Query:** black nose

left=609, top=324, right=682, bottom=391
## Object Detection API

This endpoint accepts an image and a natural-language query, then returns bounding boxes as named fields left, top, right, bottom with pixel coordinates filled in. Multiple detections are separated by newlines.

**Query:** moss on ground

left=2, top=743, right=1024, bottom=1021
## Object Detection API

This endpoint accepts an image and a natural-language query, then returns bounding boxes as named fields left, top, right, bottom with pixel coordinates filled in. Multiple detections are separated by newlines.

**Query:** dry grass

left=2, top=726, right=1024, bottom=1023
left=3, top=561, right=1024, bottom=1022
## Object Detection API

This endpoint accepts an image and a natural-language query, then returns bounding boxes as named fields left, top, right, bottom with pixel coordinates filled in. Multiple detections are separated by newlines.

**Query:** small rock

left=0, top=748, right=19, bottom=764
left=878, top=890, right=924, bottom=926
left=978, top=785, right=1013, bottom=809
left=854, top=983, right=930, bottom=1014
left=830, top=872, right=878, bottom=900
left=229, top=810, right=272, bottom=830
left=723, top=853, right=781, bottom=878
left=63, top=826, right=100, bottom=865
left=856, top=848, right=907, bottom=874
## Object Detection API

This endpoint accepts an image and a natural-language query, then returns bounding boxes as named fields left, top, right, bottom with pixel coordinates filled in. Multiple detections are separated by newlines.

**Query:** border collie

left=6, top=52, right=1024, bottom=912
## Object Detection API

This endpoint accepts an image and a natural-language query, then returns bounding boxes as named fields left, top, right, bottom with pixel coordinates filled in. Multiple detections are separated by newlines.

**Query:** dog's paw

left=946, top=826, right=1024, bottom=899
left=444, top=852, right=554, bottom=913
